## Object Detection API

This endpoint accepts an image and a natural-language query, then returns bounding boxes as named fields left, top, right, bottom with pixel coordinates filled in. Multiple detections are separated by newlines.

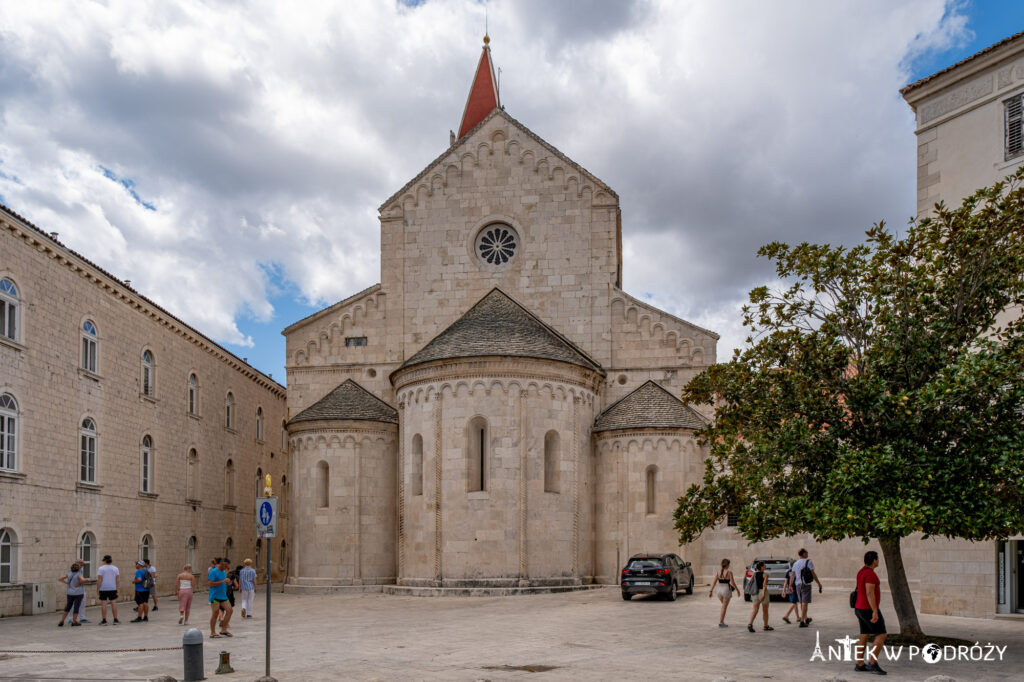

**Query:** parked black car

left=620, top=553, right=694, bottom=601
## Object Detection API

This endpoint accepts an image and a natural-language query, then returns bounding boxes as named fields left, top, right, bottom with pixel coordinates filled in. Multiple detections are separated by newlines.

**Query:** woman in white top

left=708, top=558, right=739, bottom=627
left=174, top=564, right=194, bottom=625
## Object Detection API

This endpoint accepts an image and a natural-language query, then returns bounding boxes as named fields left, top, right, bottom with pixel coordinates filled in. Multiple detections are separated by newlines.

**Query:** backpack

left=799, top=560, right=813, bottom=584
left=850, top=588, right=858, bottom=609
left=143, top=570, right=155, bottom=591
left=744, top=573, right=759, bottom=596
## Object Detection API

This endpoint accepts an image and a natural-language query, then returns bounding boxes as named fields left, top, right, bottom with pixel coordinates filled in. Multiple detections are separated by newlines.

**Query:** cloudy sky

left=0, top=0, right=1018, bottom=382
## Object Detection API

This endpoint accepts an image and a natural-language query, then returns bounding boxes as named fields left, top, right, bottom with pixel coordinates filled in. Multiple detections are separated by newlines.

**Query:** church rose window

left=475, top=224, right=518, bottom=265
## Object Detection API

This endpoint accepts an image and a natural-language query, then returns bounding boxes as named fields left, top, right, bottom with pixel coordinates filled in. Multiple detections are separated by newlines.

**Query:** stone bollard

left=182, top=628, right=205, bottom=681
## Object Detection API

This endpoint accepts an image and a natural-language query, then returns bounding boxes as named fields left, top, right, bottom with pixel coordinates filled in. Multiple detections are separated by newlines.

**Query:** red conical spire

left=457, top=35, right=500, bottom=140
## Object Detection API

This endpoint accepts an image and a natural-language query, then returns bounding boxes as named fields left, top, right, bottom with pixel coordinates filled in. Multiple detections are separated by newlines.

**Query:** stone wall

left=0, top=210, right=288, bottom=616
left=394, top=357, right=599, bottom=587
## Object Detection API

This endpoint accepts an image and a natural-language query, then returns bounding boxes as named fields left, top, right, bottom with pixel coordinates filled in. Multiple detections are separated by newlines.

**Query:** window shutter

left=1006, top=95, right=1023, bottom=159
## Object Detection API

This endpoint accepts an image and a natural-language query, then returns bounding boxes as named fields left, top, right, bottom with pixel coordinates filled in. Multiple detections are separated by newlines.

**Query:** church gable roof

left=593, top=380, right=707, bottom=432
left=378, top=108, right=617, bottom=213
left=288, top=379, right=398, bottom=425
left=458, top=39, right=501, bottom=139
left=394, top=288, right=603, bottom=375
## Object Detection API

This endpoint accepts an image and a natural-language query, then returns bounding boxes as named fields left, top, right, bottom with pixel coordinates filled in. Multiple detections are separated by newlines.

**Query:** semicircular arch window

left=475, top=224, right=519, bottom=266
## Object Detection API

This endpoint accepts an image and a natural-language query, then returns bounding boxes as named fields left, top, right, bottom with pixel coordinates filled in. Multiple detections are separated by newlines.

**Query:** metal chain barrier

left=0, top=646, right=182, bottom=654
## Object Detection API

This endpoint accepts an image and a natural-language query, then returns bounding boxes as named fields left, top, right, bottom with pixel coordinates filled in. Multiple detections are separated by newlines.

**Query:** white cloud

left=0, top=0, right=967, bottom=359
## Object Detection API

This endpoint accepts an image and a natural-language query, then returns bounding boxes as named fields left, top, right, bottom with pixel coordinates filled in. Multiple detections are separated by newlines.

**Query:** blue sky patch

left=98, top=165, right=156, bottom=211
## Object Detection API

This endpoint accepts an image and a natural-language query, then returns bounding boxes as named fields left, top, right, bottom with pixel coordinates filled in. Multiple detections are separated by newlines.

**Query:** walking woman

left=58, top=561, right=86, bottom=627
left=708, top=558, right=739, bottom=627
left=747, top=561, right=774, bottom=632
left=175, top=564, right=194, bottom=625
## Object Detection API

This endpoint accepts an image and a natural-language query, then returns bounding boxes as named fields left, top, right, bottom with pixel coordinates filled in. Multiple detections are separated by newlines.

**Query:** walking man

left=792, top=548, right=823, bottom=627
left=208, top=557, right=233, bottom=638
left=96, top=555, right=120, bottom=625
left=853, top=550, right=888, bottom=675
left=131, top=560, right=149, bottom=622
left=144, top=559, right=158, bottom=611
left=239, top=558, right=257, bottom=619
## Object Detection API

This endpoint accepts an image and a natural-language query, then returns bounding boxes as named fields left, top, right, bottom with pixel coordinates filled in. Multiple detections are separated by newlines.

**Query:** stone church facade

left=283, top=39, right=718, bottom=591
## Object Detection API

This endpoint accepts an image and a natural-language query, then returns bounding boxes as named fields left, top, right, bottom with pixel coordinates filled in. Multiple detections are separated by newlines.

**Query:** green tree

left=675, top=170, right=1024, bottom=636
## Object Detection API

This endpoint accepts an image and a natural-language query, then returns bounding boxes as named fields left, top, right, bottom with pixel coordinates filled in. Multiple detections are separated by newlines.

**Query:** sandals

left=209, top=633, right=221, bottom=638
left=219, top=631, right=233, bottom=637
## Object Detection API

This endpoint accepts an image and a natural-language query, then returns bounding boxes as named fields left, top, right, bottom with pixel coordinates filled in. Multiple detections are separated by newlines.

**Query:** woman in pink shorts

left=174, top=564, right=194, bottom=625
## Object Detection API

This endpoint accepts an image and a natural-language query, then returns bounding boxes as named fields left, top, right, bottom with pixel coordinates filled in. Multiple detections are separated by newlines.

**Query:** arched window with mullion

left=141, top=350, right=154, bottom=397
left=81, top=320, right=98, bottom=373
left=0, top=278, right=19, bottom=342
left=188, top=374, right=198, bottom=415
left=0, top=528, right=15, bottom=583
left=0, top=393, right=17, bottom=471
left=80, top=418, right=97, bottom=483
left=141, top=435, right=153, bottom=493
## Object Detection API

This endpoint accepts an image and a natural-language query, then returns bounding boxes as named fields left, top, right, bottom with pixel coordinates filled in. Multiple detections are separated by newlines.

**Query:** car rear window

left=760, top=560, right=790, bottom=568
left=628, top=559, right=664, bottom=570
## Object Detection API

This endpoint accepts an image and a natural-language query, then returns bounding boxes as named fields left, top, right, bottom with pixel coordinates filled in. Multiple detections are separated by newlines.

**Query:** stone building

left=283, top=38, right=718, bottom=592
left=0, top=204, right=288, bottom=617
left=900, top=29, right=1024, bottom=617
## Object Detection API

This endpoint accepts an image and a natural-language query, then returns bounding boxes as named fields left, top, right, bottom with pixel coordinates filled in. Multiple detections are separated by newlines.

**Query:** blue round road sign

left=260, top=501, right=273, bottom=526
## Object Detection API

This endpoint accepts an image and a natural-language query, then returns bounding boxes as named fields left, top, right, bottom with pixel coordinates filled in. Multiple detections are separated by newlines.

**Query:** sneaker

left=79, top=618, right=89, bottom=623
left=718, top=623, right=728, bottom=628
left=143, top=616, right=148, bottom=622
left=241, top=608, right=246, bottom=618
left=130, top=617, right=143, bottom=623
left=57, top=621, right=64, bottom=627
left=763, top=625, right=774, bottom=631
left=152, top=606, right=158, bottom=611
left=246, top=615, right=253, bottom=619
left=99, top=619, right=108, bottom=625
left=805, top=617, right=813, bottom=625
left=747, top=624, right=755, bottom=632
left=867, top=663, right=887, bottom=675
left=799, top=620, right=809, bottom=628
left=179, top=615, right=185, bottom=624
left=71, top=622, right=81, bottom=626
left=782, top=617, right=791, bottom=624
left=113, top=619, right=120, bottom=624
left=854, top=664, right=871, bottom=673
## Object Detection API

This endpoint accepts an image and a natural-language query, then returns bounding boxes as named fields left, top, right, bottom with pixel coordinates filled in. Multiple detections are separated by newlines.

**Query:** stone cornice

left=392, top=356, right=604, bottom=395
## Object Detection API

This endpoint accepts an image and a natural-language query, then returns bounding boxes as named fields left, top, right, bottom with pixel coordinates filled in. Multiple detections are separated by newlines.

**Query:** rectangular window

left=81, top=434, right=96, bottom=482
left=0, top=300, right=13, bottom=340
left=344, top=336, right=368, bottom=347
left=0, top=415, right=14, bottom=470
left=82, top=337, right=97, bottom=372
left=1006, top=94, right=1024, bottom=160
left=726, top=513, right=740, bottom=527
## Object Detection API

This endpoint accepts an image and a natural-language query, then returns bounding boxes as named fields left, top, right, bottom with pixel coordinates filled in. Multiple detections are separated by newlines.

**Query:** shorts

left=787, top=591, right=798, bottom=604
left=855, top=608, right=887, bottom=635
left=714, top=584, right=732, bottom=601
left=797, top=583, right=812, bottom=603
left=99, top=590, right=118, bottom=601
left=63, top=594, right=84, bottom=613
left=210, top=597, right=229, bottom=605
left=135, top=591, right=149, bottom=605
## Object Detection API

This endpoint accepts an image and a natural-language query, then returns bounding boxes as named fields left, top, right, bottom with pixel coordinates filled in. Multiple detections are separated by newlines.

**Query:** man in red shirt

left=854, top=550, right=887, bottom=675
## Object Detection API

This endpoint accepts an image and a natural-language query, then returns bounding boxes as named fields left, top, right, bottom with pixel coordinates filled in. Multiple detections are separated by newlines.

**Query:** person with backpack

left=853, top=550, right=888, bottom=675
left=745, top=561, right=773, bottom=632
left=144, top=559, right=158, bottom=611
left=792, top=548, right=823, bottom=627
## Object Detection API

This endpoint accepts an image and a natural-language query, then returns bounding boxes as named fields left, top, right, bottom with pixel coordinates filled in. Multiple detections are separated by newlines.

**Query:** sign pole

left=266, top=538, right=271, bottom=677
left=257, top=474, right=277, bottom=679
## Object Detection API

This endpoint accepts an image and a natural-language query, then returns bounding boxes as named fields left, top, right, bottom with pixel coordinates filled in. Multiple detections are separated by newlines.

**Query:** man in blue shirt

left=131, top=560, right=149, bottom=622
left=208, top=557, right=233, bottom=638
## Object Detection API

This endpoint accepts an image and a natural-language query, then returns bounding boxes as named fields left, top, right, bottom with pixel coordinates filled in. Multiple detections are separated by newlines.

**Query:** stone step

left=382, top=584, right=606, bottom=598
left=282, top=583, right=385, bottom=595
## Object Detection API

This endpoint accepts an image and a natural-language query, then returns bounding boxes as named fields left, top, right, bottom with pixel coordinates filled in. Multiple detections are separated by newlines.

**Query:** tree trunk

left=878, top=536, right=923, bottom=637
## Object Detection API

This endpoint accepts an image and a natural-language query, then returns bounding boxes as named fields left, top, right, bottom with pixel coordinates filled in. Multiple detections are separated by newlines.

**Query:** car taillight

left=621, top=568, right=631, bottom=576
left=655, top=568, right=670, bottom=576
left=746, top=569, right=753, bottom=578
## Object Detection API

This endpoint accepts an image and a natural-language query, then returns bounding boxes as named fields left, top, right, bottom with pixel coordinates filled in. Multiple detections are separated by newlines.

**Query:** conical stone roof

left=394, top=288, right=603, bottom=376
left=288, top=379, right=398, bottom=425
left=593, top=380, right=706, bottom=432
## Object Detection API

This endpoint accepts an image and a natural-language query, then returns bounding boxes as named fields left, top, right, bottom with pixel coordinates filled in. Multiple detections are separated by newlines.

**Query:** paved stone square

left=0, top=587, right=1021, bottom=681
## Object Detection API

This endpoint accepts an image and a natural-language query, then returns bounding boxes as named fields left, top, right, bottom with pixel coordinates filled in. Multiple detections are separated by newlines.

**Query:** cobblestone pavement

left=0, top=587, right=1021, bottom=681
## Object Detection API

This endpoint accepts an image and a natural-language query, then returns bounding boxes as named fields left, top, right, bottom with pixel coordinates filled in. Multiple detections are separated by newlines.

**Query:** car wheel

left=665, top=582, right=677, bottom=601
left=621, top=591, right=632, bottom=601
left=685, top=575, right=694, bottom=595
